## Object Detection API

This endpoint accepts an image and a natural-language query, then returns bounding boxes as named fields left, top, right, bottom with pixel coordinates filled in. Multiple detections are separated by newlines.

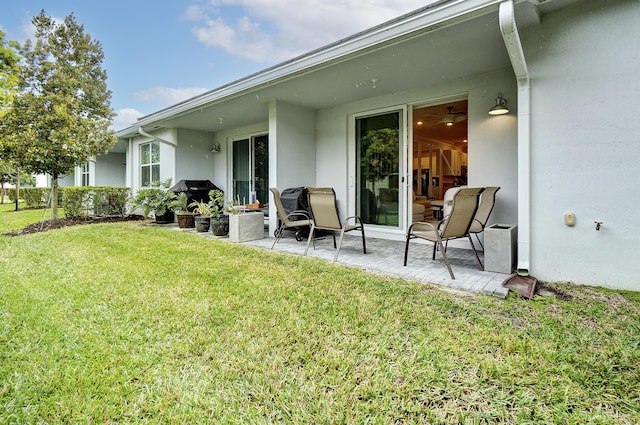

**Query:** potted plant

left=130, top=178, right=176, bottom=224
left=189, top=199, right=213, bottom=232
left=209, top=189, right=229, bottom=236
left=169, top=192, right=195, bottom=228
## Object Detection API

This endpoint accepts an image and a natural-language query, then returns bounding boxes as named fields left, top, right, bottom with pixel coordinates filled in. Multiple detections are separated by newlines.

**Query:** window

left=81, top=162, right=90, bottom=186
left=232, top=134, right=268, bottom=205
left=140, top=142, right=160, bottom=187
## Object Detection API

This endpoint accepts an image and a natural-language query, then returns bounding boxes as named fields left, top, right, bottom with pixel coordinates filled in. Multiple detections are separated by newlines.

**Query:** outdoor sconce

left=210, top=144, right=221, bottom=153
left=488, top=93, right=509, bottom=115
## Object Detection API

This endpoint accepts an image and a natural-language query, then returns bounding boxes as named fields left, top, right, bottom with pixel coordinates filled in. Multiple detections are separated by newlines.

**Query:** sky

left=1, top=0, right=432, bottom=130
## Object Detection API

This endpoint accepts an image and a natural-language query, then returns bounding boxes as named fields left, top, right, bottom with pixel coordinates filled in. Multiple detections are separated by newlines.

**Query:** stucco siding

left=315, top=69, right=519, bottom=241
left=95, top=153, right=126, bottom=187
left=175, top=129, right=220, bottom=187
left=522, top=0, right=640, bottom=289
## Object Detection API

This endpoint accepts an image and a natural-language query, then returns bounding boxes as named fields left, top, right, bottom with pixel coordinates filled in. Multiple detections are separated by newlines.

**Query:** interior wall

left=522, top=0, right=640, bottom=290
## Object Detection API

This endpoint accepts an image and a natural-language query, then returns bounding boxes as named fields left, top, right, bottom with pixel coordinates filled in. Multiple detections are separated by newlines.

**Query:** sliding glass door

left=356, top=111, right=402, bottom=227
left=232, top=134, right=269, bottom=205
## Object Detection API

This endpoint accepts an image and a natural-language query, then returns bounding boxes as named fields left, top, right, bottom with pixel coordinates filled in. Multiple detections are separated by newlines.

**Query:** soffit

left=118, top=0, right=583, bottom=137
left=156, top=10, right=506, bottom=134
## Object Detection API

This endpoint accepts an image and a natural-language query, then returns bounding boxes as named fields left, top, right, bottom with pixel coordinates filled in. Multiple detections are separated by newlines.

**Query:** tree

left=0, top=11, right=116, bottom=221
left=360, top=128, right=400, bottom=192
left=0, top=160, right=34, bottom=204
left=0, top=29, right=20, bottom=111
left=0, top=30, right=23, bottom=208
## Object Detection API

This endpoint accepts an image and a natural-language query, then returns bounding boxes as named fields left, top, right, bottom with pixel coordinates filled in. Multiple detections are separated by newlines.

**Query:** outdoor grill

left=169, top=180, right=222, bottom=210
left=279, top=187, right=312, bottom=241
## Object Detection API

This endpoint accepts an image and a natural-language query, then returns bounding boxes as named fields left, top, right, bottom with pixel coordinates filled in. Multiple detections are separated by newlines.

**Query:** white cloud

left=186, top=0, right=435, bottom=63
left=112, top=108, right=145, bottom=129
left=132, top=86, right=209, bottom=106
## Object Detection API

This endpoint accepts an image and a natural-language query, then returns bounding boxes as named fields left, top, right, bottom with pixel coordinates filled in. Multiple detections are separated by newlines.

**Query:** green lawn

left=1, top=208, right=639, bottom=423
left=0, top=202, right=55, bottom=233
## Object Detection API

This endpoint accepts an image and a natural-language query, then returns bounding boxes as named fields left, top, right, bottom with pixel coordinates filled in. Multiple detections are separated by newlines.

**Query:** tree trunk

left=51, top=172, right=59, bottom=223
left=14, top=172, right=20, bottom=211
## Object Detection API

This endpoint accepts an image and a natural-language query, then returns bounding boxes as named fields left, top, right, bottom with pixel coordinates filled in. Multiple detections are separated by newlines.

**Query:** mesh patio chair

left=304, top=187, right=366, bottom=262
left=469, top=186, right=501, bottom=250
left=270, top=188, right=313, bottom=250
left=403, top=187, right=484, bottom=279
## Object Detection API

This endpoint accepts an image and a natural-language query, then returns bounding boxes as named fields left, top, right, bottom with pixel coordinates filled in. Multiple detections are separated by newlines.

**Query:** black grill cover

left=280, top=187, right=309, bottom=216
left=170, top=180, right=222, bottom=206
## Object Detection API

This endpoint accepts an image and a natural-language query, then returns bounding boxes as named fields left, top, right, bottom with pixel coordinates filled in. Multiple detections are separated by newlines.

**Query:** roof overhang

left=116, top=0, right=582, bottom=139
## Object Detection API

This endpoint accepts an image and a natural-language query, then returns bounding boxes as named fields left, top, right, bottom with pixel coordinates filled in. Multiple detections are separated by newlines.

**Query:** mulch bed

left=5, top=215, right=145, bottom=236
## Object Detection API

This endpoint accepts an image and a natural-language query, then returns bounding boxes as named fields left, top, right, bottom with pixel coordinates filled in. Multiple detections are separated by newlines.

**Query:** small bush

left=8, top=187, right=50, bottom=207
left=61, top=186, right=131, bottom=218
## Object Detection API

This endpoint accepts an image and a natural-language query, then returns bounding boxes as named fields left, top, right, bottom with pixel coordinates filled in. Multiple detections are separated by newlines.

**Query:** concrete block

left=484, top=224, right=517, bottom=274
left=229, top=212, right=264, bottom=243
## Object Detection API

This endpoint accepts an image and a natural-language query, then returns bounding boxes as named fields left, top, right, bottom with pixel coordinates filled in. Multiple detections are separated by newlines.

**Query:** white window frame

left=140, top=141, right=160, bottom=188
left=81, top=162, right=90, bottom=186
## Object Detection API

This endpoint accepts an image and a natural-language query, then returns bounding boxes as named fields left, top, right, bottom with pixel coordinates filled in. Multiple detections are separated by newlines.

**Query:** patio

left=169, top=225, right=511, bottom=298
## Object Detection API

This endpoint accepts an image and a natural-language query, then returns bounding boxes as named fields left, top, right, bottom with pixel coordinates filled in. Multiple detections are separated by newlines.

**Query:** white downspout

left=137, top=127, right=176, bottom=147
left=499, top=0, right=531, bottom=276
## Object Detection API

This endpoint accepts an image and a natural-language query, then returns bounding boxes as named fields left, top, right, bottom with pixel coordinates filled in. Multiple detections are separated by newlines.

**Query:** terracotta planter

left=177, top=213, right=195, bottom=228
left=194, top=216, right=211, bottom=232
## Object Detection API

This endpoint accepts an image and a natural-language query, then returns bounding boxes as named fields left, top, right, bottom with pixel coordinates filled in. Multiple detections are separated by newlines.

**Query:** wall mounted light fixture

left=488, top=93, right=509, bottom=115
left=210, top=144, right=221, bottom=153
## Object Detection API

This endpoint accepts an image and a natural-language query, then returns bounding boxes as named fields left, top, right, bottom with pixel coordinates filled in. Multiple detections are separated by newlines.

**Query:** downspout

left=498, top=0, right=531, bottom=276
left=137, top=127, right=176, bottom=147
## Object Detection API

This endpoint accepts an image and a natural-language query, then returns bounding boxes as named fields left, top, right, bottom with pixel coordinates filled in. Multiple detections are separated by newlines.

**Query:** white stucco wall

left=521, top=0, right=640, bottom=289
left=269, top=100, right=317, bottom=190
left=58, top=174, right=75, bottom=187
left=95, top=153, right=126, bottom=187
left=268, top=100, right=317, bottom=234
left=129, top=128, right=176, bottom=191
left=175, top=129, right=220, bottom=187
left=316, top=69, right=518, bottom=241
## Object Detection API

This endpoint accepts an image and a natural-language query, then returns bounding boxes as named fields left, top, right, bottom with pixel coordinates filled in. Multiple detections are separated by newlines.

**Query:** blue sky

left=1, top=0, right=431, bottom=130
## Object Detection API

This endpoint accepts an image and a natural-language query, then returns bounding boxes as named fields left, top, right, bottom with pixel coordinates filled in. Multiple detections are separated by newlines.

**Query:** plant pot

left=155, top=210, right=175, bottom=224
left=194, top=216, right=211, bottom=232
left=177, top=213, right=195, bottom=228
left=211, top=215, right=229, bottom=236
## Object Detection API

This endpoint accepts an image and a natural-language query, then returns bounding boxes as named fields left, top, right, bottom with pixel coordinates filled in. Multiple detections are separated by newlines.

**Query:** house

left=115, top=0, right=640, bottom=291
left=35, top=149, right=127, bottom=189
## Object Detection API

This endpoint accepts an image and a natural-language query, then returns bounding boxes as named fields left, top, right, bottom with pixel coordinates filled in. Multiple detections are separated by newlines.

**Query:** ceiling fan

left=416, top=105, right=468, bottom=127
left=442, top=106, right=467, bottom=126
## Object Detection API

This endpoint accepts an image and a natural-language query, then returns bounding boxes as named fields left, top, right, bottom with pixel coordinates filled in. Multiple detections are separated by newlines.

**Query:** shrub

left=61, top=186, right=131, bottom=218
left=7, top=187, right=50, bottom=207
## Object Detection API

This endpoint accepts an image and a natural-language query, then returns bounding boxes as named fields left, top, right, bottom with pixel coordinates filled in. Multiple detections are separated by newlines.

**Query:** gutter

left=116, top=0, right=505, bottom=138
left=498, top=0, right=531, bottom=276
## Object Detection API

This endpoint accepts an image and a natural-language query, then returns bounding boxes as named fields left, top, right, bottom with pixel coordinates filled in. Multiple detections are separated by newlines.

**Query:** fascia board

left=117, top=0, right=503, bottom=138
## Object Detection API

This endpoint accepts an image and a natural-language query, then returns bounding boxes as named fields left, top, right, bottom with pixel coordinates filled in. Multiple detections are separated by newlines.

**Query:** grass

left=1, top=208, right=639, bottom=423
left=0, top=202, right=55, bottom=233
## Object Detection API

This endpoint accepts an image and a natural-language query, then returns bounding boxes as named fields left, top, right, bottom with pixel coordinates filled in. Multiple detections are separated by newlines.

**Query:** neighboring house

left=115, top=0, right=640, bottom=291
left=35, top=147, right=127, bottom=189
